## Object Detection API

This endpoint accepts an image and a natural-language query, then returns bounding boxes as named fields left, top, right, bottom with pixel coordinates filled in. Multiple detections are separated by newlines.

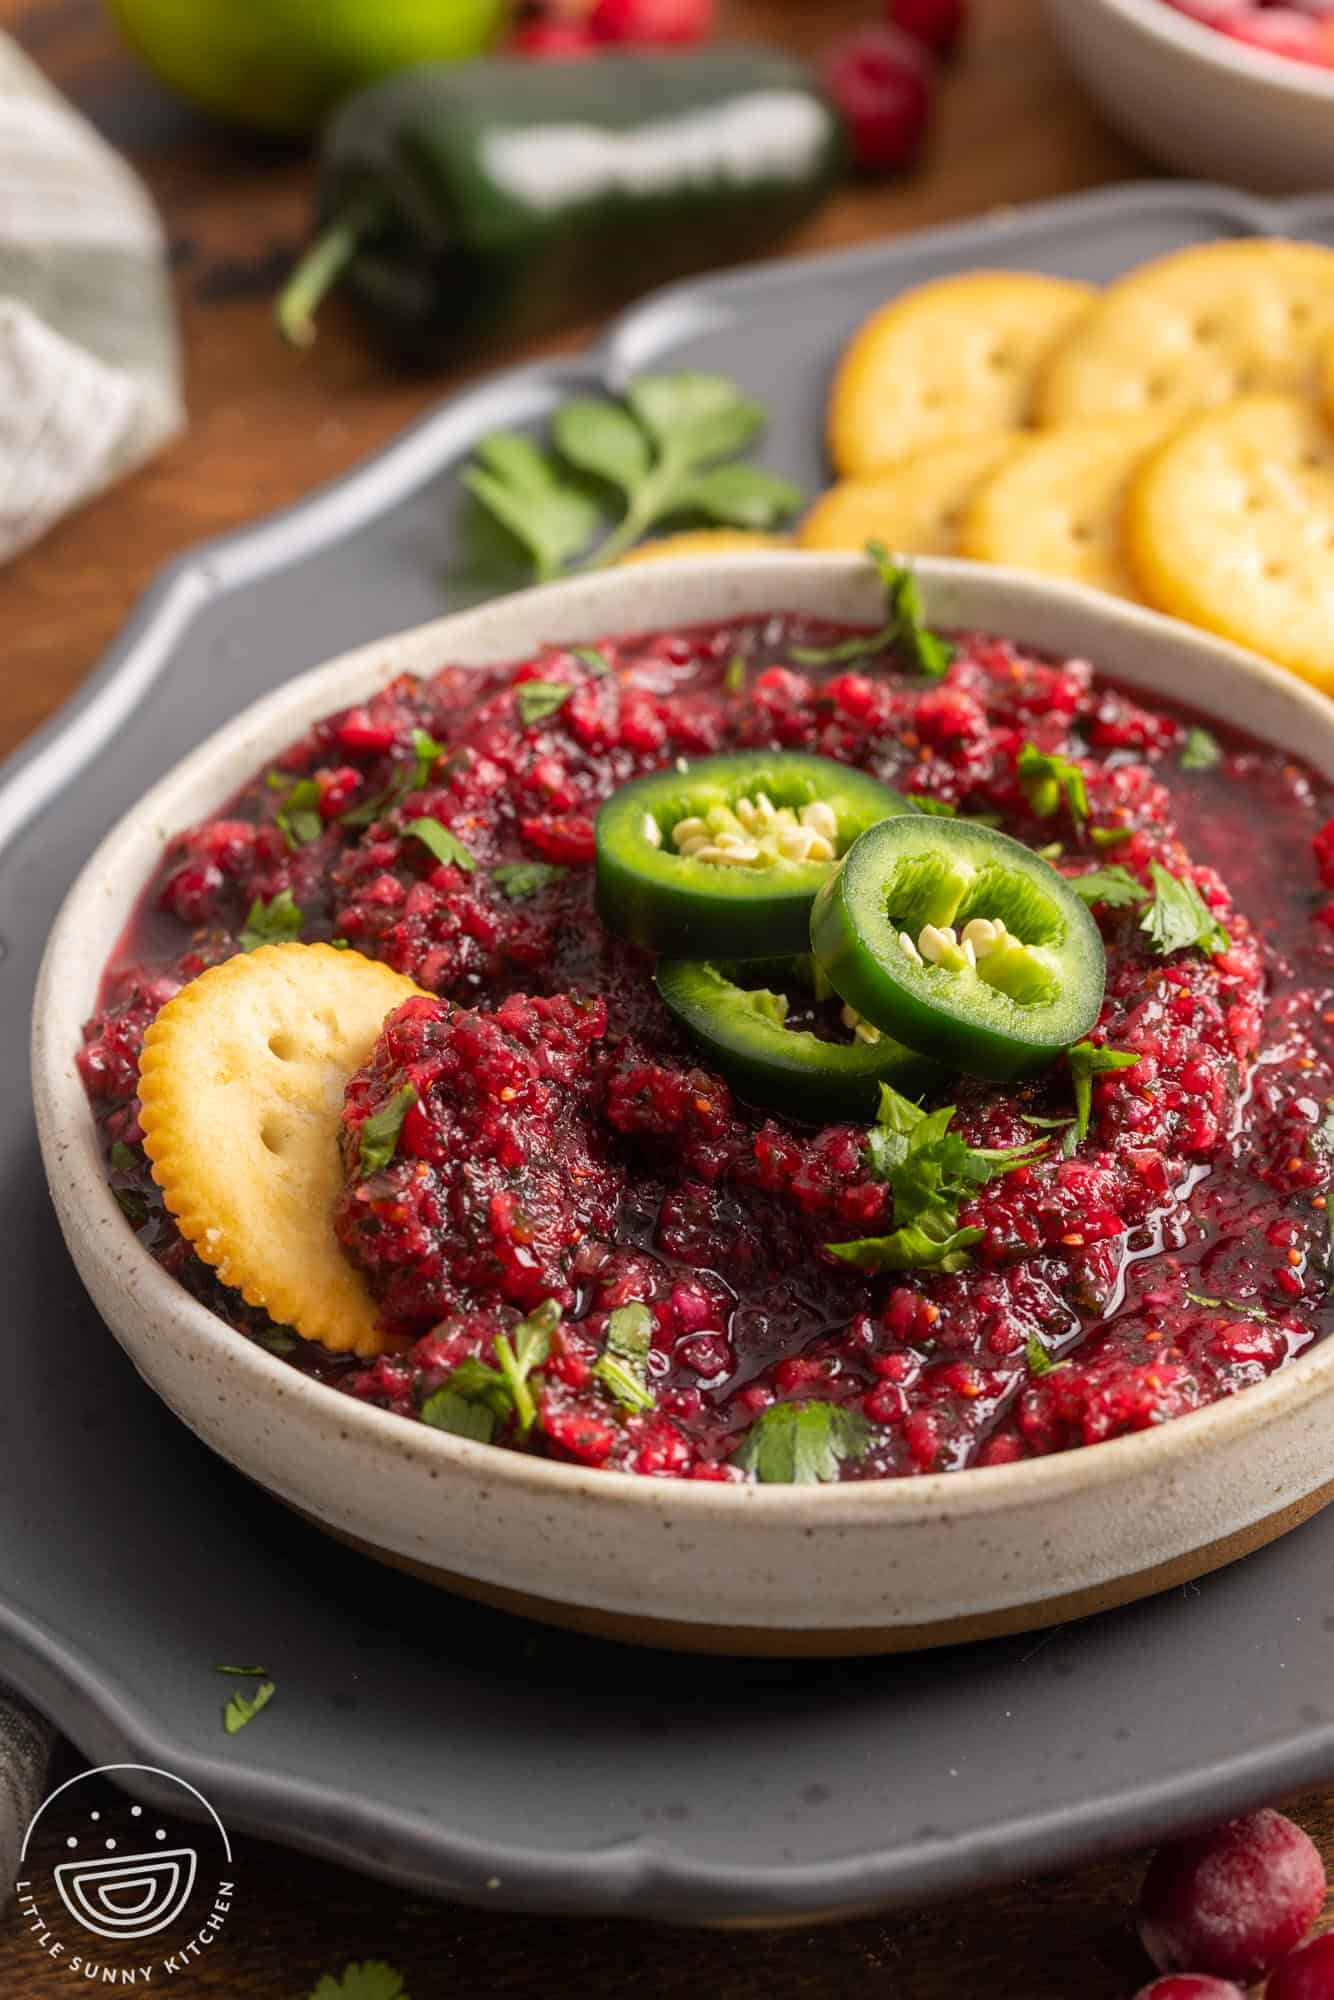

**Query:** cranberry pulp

left=80, top=614, right=1334, bottom=1482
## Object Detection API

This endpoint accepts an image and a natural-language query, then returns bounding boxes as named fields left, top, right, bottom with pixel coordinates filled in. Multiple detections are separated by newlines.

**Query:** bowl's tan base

left=284, top=1478, right=1334, bottom=1658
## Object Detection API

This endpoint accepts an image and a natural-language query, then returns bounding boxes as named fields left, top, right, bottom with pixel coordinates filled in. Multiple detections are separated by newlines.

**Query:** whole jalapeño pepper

left=278, top=46, right=844, bottom=362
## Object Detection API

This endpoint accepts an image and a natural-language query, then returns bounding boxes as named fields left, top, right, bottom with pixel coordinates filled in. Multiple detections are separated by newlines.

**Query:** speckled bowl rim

left=32, top=552, right=1334, bottom=1529
left=1086, top=0, right=1334, bottom=103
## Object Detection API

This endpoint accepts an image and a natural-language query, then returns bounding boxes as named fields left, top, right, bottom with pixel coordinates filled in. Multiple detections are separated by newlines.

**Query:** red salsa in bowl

left=78, top=608, right=1334, bottom=1484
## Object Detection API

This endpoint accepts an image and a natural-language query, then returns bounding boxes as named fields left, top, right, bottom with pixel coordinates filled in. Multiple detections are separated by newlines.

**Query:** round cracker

left=827, top=272, right=1097, bottom=476
left=799, top=434, right=1021, bottom=558
left=1125, top=394, right=1334, bottom=688
left=1037, top=240, right=1334, bottom=427
left=138, top=943, right=422, bottom=1357
left=958, top=414, right=1171, bottom=599
left=618, top=530, right=789, bottom=565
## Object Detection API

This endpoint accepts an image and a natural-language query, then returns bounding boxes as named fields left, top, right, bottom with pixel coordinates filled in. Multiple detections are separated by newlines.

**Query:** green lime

left=107, top=0, right=511, bottom=137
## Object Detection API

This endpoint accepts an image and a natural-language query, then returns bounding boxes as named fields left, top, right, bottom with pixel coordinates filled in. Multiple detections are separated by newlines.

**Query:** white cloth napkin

left=0, top=32, right=183, bottom=563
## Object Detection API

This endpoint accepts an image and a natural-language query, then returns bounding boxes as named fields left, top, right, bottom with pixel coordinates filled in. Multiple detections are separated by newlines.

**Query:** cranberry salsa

left=80, top=600, right=1334, bottom=1483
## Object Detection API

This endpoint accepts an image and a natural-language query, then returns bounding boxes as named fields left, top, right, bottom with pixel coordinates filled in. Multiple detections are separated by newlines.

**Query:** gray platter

left=7, top=183, right=1334, bottom=1925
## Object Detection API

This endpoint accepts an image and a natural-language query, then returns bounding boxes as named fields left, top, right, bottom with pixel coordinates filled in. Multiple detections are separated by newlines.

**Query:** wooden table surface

left=2, top=1, right=1331, bottom=1994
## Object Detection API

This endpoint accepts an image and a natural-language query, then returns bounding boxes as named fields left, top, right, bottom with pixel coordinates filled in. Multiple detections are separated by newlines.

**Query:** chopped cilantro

left=411, top=727, right=447, bottom=790
left=240, top=889, right=304, bottom=952
left=593, top=1300, right=656, bottom=1414
left=1068, top=864, right=1146, bottom=909
left=114, top=1188, right=148, bottom=1227
left=1139, top=862, right=1230, bottom=958
left=722, top=654, right=747, bottom=695
left=358, top=1084, right=417, bottom=1177
left=572, top=646, right=611, bottom=677
left=222, top=1678, right=275, bottom=1735
left=904, top=796, right=958, bottom=818
left=826, top=1083, right=1046, bottom=1274
left=493, top=861, right=569, bottom=901
left=108, top=1140, right=137, bottom=1173
left=733, top=1401, right=872, bottom=1484
left=1184, top=1289, right=1272, bottom=1324
left=254, top=1325, right=299, bottom=1356
left=270, top=775, right=323, bottom=850
left=1180, top=726, right=1221, bottom=771
left=404, top=818, right=476, bottom=873
left=515, top=679, right=573, bottom=728
left=1025, top=1336, right=1056, bottom=1378
left=791, top=544, right=952, bottom=677
left=1091, top=825, right=1134, bottom=848
left=308, top=1963, right=407, bottom=2000
left=424, top=1301, right=561, bottom=1444
left=1017, top=743, right=1088, bottom=825
left=215, top=1664, right=269, bottom=1676
left=420, top=1388, right=496, bottom=1444
left=1022, top=1112, right=1079, bottom=1159
left=1066, top=1041, right=1141, bottom=1141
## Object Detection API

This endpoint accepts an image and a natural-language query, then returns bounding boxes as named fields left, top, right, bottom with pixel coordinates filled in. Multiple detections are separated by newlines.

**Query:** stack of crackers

left=801, top=242, right=1334, bottom=689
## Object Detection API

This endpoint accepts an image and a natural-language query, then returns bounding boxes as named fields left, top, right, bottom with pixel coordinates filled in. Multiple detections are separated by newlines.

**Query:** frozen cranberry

left=823, top=26, right=935, bottom=175
left=886, top=0, right=967, bottom=55
left=510, top=20, right=602, bottom=55
left=1138, top=1811, right=1326, bottom=1981
left=1271, top=1936, right=1334, bottom=1999
left=1132, top=1980, right=1245, bottom=2000
left=590, top=0, right=714, bottom=44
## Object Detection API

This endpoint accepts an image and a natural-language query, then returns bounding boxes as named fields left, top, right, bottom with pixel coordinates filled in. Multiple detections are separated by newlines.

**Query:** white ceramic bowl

left=1043, top=0, right=1334, bottom=193
left=32, top=555, right=1334, bottom=1656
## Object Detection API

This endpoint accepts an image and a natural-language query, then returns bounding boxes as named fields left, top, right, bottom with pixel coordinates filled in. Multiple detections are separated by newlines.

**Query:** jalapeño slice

left=596, top=752, right=906, bottom=957
left=810, top=816, right=1105, bottom=1081
left=656, top=959, right=945, bottom=1121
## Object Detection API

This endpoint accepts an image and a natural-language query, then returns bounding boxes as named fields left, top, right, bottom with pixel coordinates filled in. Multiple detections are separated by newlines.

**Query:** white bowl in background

left=1043, top=0, right=1334, bottom=193
left=31, top=554, right=1334, bottom=1655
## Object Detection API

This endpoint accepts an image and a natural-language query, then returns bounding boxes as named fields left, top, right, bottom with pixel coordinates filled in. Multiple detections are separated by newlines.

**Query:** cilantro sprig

left=1017, top=743, right=1089, bottom=826
left=1066, top=1041, right=1141, bottom=1142
left=421, top=1300, right=560, bottom=1445
left=732, top=1401, right=871, bottom=1485
left=1139, top=862, right=1230, bottom=958
left=463, top=373, right=801, bottom=579
left=791, top=542, right=952, bottom=677
left=825, top=1083, right=1047, bottom=1274
left=404, top=817, right=476, bottom=872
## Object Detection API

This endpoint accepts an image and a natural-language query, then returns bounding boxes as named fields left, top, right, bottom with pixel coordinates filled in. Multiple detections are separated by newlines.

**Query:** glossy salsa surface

left=79, top=613, right=1334, bottom=1482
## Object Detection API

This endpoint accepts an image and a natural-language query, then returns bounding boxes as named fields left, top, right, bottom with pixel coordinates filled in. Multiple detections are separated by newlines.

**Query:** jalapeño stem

left=276, top=199, right=383, bottom=349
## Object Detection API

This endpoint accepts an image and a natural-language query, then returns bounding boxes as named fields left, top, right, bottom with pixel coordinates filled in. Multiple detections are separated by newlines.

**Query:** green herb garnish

left=1091, top=825, right=1134, bottom=848
left=420, top=1388, right=497, bottom=1445
left=462, top=432, right=604, bottom=582
left=723, top=654, right=747, bottom=695
left=733, top=1401, right=872, bottom=1485
left=905, top=796, right=958, bottom=818
left=1184, top=1289, right=1272, bottom=1324
left=1140, top=862, right=1231, bottom=958
left=109, top=1140, right=137, bottom=1173
left=358, top=1084, right=417, bottom=1177
left=423, top=1300, right=561, bottom=1445
left=572, top=646, right=611, bottom=677
left=222, top=1678, right=275, bottom=1735
left=1068, top=864, right=1146, bottom=909
left=1180, top=727, right=1222, bottom=771
left=792, top=542, right=952, bottom=677
left=272, top=776, right=323, bottom=850
left=515, top=680, right=574, bottom=729
left=826, top=1083, right=1046, bottom=1274
left=492, top=862, right=569, bottom=900
left=411, top=727, right=447, bottom=790
left=404, top=818, right=476, bottom=872
left=592, top=1300, right=655, bottom=1414
left=215, top=1664, right=269, bottom=1676
left=240, top=889, right=304, bottom=952
left=254, top=1325, right=299, bottom=1356
left=1025, top=1336, right=1056, bottom=1378
left=1017, top=743, right=1089, bottom=825
left=1066, top=1041, right=1141, bottom=1142
left=308, top=1963, right=408, bottom=2000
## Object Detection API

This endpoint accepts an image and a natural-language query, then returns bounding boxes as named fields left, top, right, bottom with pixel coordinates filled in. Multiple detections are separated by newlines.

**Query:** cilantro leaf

left=420, top=1388, right=497, bottom=1444
left=109, top=1140, right=137, bottom=1173
left=1025, top=1336, right=1056, bottom=1378
left=593, top=1300, right=655, bottom=1414
left=495, top=1298, right=561, bottom=1437
left=904, top=795, right=957, bottom=818
left=493, top=862, right=569, bottom=900
left=1017, top=743, right=1089, bottom=825
left=222, top=1679, right=274, bottom=1735
left=862, top=1083, right=1047, bottom=1232
left=792, top=543, right=952, bottom=676
left=254, top=1324, right=299, bottom=1355
left=240, top=889, right=304, bottom=952
left=425, top=1301, right=561, bottom=1444
left=1068, top=864, right=1146, bottom=909
left=723, top=654, right=747, bottom=695
left=308, top=1963, right=407, bottom=2000
left=1066, top=1041, right=1141, bottom=1141
left=215, top=1664, right=269, bottom=1676
left=404, top=818, right=476, bottom=873
left=1184, top=1289, right=1272, bottom=1324
left=515, top=680, right=573, bottom=729
left=732, top=1401, right=872, bottom=1485
left=1022, top=1113, right=1079, bottom=1160
left=1139, top=862, right=1230, bottom=958
left=1180, top=726, right=1221, bottom=771
left=826, top=1217, right=984, bottom=1274
left=358, top=1084, right=416, bottom=1177
left=273, top=776, right=323, bottom=850
left=462, top=432, right=603, bottom=581
left=1091, top=825, right=1134, bottom=848
left=411, top=727, right=447, bottom=790
left=572, top=646, right=611, bottom=677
